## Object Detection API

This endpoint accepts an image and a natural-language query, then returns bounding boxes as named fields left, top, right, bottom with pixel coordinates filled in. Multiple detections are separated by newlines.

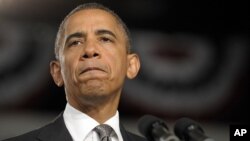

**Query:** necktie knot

left=94, top=124, right=113, bottom=141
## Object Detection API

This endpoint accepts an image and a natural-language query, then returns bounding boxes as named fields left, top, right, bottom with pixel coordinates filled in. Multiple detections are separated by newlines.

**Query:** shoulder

left=2, top=126, right=46, bottom=141
left=120, top=123, right=148, bottom=141
left=2, top=114, right=72, bottom=141
left=126, top=131, right=148, bottom=141
left=2, top=119, right=59, bottom=141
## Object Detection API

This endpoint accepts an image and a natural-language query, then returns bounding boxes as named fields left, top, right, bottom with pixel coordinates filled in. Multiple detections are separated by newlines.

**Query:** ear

left=50, top=60, right=64, bottom=87
left=126, top=53, right=140, bottom=79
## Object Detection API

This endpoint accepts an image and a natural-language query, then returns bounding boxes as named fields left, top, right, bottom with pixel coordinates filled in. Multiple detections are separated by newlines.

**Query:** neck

left=68, top=92, right=121, bottom=123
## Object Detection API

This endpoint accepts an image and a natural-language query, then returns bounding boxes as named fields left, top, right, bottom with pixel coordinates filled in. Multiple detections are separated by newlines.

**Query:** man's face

left=50, top=9, right=139, bottom=104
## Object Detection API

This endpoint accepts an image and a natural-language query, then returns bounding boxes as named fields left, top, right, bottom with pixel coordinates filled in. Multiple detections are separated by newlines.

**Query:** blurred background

left=0, top=0, right=249, bottom=140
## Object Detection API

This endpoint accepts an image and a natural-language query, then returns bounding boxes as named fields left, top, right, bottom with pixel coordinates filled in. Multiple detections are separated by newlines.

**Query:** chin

left=78, top=89, right=111, bottom=104
left=80, top=83, right=107, bottom=96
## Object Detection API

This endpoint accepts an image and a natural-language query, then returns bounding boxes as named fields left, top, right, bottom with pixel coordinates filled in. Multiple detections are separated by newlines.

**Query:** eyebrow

left=95, top=29, right=117, bottom=39
left=65, top=29, right=117, bottom=44
left=65, top=32, right=85, bottom=44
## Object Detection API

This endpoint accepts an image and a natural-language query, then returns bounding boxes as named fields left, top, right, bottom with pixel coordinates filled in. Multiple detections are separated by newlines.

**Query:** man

left=4, top=2, right=146, bottom=141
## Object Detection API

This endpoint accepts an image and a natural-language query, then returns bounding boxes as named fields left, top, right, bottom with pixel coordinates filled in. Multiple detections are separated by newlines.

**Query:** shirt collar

left=63, top=103, right=123, bottom=141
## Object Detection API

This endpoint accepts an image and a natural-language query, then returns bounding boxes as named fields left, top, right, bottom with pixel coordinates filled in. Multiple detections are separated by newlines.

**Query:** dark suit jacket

left=3, top=114, right=147, bottom=141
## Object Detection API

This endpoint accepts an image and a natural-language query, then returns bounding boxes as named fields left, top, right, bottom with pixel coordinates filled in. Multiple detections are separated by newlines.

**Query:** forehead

left=64, top=9, right=121, bottom=34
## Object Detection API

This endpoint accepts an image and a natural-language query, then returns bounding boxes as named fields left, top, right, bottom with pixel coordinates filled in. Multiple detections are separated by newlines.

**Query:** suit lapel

left=121, top=123, right=142, bottom=141
left=37, top=114, right=73, bottom=141
left=120, top=124, right=130, bottom=141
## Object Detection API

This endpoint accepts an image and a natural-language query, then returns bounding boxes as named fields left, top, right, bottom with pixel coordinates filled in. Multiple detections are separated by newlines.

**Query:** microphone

left=174, top=117, right=215, bottom=141
left=138, top=115, right=180, bottom=141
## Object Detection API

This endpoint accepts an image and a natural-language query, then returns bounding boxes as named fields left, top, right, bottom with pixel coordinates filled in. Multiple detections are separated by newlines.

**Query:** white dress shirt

left=63, top=103, right=123, bottom=141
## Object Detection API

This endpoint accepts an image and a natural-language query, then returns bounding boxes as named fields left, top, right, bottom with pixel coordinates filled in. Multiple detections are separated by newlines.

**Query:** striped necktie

left=94, top=124, right=113, bottom=141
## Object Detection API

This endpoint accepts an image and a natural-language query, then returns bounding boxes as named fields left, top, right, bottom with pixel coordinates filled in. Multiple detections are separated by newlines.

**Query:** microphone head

left=174, top=117, right=204, bottom=140
left=137, top=115, right=168, bottom=140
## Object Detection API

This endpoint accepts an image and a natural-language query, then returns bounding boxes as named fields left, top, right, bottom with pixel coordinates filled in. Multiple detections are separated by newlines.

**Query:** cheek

left=60, top=56, right=78, bottom=85
left=107, top=52, right=127, bottom=79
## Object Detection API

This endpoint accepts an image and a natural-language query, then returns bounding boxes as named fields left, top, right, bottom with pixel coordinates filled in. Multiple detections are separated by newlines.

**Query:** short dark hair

left=54, top=2, right=131, bottom=60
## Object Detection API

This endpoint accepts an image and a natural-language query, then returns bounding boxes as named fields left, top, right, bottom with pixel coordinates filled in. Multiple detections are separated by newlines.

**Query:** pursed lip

left=80, top=67, right=106, bottom=74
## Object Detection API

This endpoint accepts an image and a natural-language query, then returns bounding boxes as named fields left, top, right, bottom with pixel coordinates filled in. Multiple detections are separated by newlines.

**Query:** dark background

left=0, top=0, right=249, bottom=140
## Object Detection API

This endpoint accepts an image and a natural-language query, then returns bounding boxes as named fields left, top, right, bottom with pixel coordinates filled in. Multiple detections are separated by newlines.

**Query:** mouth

left=80, top=67, right=105, bottom=74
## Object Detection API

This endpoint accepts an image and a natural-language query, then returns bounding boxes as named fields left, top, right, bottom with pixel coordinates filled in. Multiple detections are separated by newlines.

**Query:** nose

left=81, top=40, right=100, bottom=59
